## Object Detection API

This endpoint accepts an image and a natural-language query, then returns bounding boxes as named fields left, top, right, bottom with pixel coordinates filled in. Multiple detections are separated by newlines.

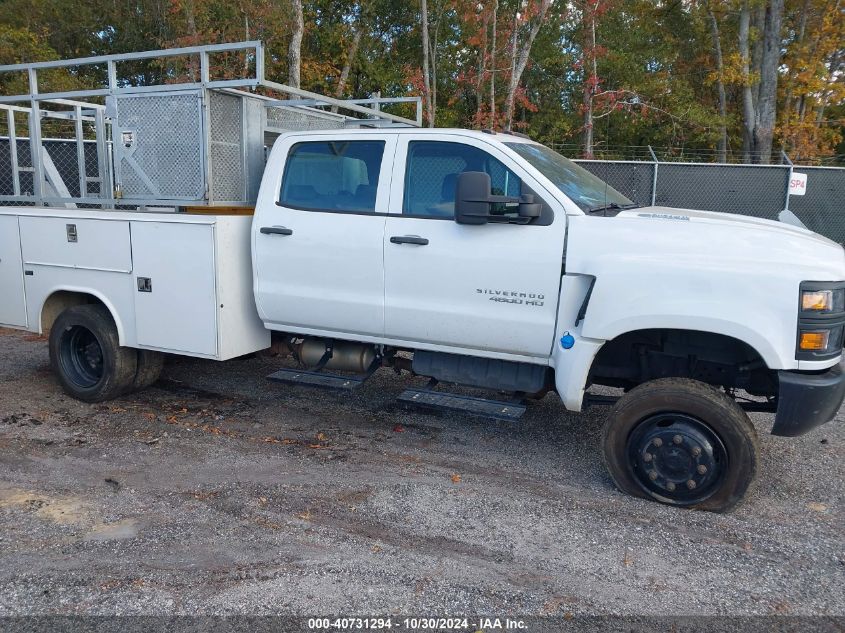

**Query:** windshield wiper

left=586, top=202, right=640, bottom=216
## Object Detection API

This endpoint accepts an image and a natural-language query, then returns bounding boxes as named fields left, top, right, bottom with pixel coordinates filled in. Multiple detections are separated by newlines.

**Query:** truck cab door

left=384, top=136, right=567, bottom=359
left=253, top=134, right=396, bottom=339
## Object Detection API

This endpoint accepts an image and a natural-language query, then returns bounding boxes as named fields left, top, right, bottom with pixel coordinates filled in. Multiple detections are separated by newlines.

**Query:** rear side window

left=280, top=141, right=385, bottom=213
left=403, top=141, right=521, bottom=218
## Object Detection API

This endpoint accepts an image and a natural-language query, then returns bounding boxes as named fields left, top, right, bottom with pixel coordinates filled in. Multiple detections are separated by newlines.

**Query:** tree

left=503, top=0, right=553, bottom=130
left=707, top=3, right=728, bottom=162
left=288, top=0, right=304, bottom=88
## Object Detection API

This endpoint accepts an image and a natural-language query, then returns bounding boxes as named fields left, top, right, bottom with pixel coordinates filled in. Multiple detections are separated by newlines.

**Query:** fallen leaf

left=371, top=545, right=382, bottom=553
left=623, top=550, right=634, bottom=567
left=316, top=432, right=327, bottom=442
left=142, top=413, right=156, bottom=421
left=807, top=502, right=828, bottom=513
left=297, top=510, right=312, bottom=520
left=393, top=424, right=404, bottom=433
left=451, top=474, right=461, bottom=484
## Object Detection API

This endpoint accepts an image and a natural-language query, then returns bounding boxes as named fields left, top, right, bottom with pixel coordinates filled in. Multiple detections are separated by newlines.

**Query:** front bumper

left=773, top=361, right=845, bottom=436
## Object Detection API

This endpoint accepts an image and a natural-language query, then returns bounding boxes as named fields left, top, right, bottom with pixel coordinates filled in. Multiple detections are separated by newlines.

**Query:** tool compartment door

left=131, top=221, right=218, bottom=357
left=0, top=215, right=27, bottom=327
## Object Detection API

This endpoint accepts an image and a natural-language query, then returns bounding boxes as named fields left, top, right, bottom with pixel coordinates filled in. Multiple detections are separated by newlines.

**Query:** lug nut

left=649, top=471, right=658, bottom=481
left=686, top=479, right=697, bottom=489
left=691, top=446, right=701, bottom=457
left=673, top=435, right=683, bottom=445
left=643, top=453, right=653, bottom=463
left=666, top=482, right=676, bottom=492
left=697, top=464, right=708, bottom=475
left=653, top=438, right=663, bottom=448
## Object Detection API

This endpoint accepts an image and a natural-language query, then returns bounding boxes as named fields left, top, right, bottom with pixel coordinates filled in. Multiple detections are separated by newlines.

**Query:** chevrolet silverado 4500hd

left=2, top=127, right=844, bottom=512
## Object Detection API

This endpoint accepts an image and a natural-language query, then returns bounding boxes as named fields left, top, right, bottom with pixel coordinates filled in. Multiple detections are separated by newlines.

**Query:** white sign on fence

left=789, top=172, right=808, bottom=196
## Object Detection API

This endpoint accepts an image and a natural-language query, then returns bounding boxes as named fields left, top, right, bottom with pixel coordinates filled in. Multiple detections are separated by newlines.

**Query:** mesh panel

left=0, top=138, right=99, bottom=199
left=209, top=91, right=245, bottom=202
left=569, top=159, right=845, bottom=243
left=575, top=161, right=655, bottom=207
left=114, top=93, right=204, bottom=200
left=266, top=106, right=344, bottom=131
left=790, top=167, right=845, bottom=244
left=654, top=164, right=788, bottom=220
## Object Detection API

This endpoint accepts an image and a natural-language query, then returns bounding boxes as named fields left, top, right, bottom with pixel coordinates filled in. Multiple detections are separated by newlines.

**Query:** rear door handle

left=390, top=235, right=429, bottom=246
left=260, top=226, right=293, bottom=236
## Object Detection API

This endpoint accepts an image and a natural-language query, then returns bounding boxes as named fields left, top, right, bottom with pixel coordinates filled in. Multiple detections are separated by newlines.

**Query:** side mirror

left=455, top=171, right=541, bottom=225
left=517, top=195, right=541, bottom=219
left=455, top=171, right=492, bottom=225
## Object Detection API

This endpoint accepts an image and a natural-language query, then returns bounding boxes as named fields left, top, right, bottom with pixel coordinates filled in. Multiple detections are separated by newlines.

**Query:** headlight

left=797, top=282, right=845, bottom=360
left=801, top=288, right=845, bottom=313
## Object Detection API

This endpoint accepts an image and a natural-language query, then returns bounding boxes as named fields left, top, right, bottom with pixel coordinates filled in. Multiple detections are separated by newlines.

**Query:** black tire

left=602, top=378, right=759, bottom=513
left=133, top=350, right=165, bottom=390
left=48, top=305, right=137, bottom=403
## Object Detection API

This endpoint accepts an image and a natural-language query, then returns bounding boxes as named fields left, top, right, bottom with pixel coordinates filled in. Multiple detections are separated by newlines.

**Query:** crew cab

left=2, top=126, right=844, bottom=512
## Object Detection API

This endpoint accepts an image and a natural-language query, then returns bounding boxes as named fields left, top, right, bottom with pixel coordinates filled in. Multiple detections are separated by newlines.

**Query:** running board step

left=267, top=368, right=369, bottom=391
left=397, top=388, right=526, bottom=421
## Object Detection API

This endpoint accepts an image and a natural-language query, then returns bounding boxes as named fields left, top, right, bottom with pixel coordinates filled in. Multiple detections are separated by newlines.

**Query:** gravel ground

left=0, top=327, right=843, bottom=619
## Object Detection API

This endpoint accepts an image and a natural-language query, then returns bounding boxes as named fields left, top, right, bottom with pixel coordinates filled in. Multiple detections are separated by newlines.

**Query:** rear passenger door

left=253, top=134, right=396, bottom=339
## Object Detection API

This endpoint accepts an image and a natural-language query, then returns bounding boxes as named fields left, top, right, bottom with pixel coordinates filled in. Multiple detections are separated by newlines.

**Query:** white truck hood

left=565, top=206, right=845, bottom=371
left=621, top=205, right=840, bottom=251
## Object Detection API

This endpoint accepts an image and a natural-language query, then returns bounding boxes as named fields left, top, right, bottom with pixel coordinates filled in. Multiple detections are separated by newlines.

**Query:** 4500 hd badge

left=477, top=288, right=545, bottom=306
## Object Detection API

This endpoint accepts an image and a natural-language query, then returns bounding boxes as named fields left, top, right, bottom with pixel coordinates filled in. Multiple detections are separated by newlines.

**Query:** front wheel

left=602, top=378, right=759, bottom=513
left=49, top=305, right=137, bottom=402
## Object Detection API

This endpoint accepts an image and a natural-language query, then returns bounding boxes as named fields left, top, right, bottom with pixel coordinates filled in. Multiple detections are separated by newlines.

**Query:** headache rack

left=0, top=41, right=421, bottom=210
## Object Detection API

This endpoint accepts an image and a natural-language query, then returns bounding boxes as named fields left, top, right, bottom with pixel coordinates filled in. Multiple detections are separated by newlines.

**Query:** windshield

left=505, top=142, right=635, bottom=212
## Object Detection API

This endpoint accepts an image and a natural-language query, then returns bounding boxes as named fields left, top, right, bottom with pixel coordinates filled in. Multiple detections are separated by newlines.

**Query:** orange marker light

left=802, top=290, right=832, bottom=312
left=799, top=331, right=830, bottom=351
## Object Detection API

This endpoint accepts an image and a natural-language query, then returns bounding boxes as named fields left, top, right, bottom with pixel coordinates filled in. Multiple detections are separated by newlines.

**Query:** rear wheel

left=602, top=378, right=759, bottom=512
left=49, top=305, right=137, bottom=402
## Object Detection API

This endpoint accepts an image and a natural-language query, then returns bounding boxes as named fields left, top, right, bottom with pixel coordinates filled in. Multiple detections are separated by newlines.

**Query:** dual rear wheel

left=48, top=305, right=164, bottom=403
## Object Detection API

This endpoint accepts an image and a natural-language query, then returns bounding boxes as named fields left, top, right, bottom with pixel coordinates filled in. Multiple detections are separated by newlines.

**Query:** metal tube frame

left=0, top=40, right=421, bottom=209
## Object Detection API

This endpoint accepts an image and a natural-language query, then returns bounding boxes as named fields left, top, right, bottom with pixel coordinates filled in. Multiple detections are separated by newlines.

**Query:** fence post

left=781, top=150, right=793, bottom=213
left=648, top=145, right=658, bottom=206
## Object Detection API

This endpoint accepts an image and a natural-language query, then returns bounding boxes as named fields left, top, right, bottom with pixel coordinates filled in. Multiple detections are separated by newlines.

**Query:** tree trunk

left=754, top=0, right=784, bottom=163
left=489, top=0, right=498, bottom=128
left=185, top=0, right=199, bottom=82
left=504, top=0, right=552, bottom=130
left=430, top=7, right=440, bottom=126
left=287, top=0, right=304, bottom=88
left=475, top=9, right=489, bottom=126
left=581, top=1, right=597, bottom=158
left=751, top=3, right=766, bottom=110
left=420, top=0, right=434, bottom=126
left=331, top=23, right=362, bottom=112
left=707, top=6, right=728, bottom=162
left=738, top=0, right=756, bottom=163
left=780, top=0, right=810, bottom=154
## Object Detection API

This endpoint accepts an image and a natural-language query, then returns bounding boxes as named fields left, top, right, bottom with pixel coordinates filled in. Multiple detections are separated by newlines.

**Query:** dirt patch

left=0, top=488, right=91, bottom=525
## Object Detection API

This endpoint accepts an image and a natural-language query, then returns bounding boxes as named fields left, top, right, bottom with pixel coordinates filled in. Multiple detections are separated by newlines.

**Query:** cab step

left=397, top=388, right=526, bottom=421
left=267, top=367, right=370, bottom=391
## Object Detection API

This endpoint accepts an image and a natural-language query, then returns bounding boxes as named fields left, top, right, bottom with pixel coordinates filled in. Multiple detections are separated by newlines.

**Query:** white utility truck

left=1, top=43, right=844, bottom=512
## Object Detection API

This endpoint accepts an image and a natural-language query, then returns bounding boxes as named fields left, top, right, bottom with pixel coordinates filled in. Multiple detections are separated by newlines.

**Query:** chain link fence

left=574, top=159, right=845, bottom=244
left=3, top=135, right=844, bottom=243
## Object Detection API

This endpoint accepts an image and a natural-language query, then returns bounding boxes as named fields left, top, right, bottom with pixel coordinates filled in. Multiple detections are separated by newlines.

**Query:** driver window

left=403, top=141, right=521, bottom=218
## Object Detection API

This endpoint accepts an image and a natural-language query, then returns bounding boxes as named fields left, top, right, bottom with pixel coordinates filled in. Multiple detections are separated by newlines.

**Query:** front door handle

left=260, top=226, right=293, bottom=236
left=390, top=235, right=429, bottom=246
